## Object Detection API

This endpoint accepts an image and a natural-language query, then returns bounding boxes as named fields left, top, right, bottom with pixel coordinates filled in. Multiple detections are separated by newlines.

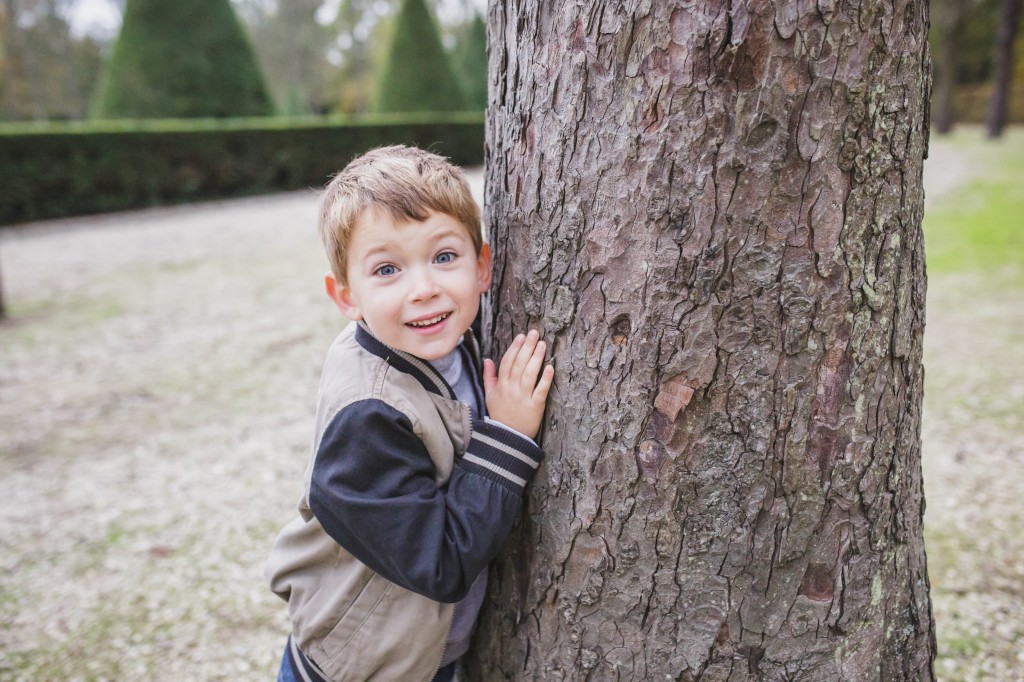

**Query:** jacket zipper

left=429, top=607, right=456, bottom=681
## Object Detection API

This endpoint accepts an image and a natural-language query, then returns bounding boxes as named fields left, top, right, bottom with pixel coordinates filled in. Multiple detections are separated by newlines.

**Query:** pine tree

left=453, top=13, right=486, bottom=111
left=373, top=0, right=465, bottom=113
left=92, top=0, right=273, bottom=119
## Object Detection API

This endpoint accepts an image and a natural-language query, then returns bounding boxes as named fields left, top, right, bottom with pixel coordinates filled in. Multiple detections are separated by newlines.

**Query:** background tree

left=469, top=1, right=935, bottom=679
left=234, top=0, right=331, bottom=115
left=0, top=0, right=104, bottom=120
left=372, top=0, right=465, bottom=113
left=452, top=11, right=486, bottom=111
left=985, top=0, right=1023, bottom=136
left=329, top=0, right=398, bottom=114
left=92, top=0, right=272, bottom=118
left=932, top=0, right=966, bottom=133
left=929, top=0, right=1010, bottom=130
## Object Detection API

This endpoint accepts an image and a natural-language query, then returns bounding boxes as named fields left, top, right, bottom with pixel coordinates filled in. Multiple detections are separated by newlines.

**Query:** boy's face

left=326, top=209, right=492, bottom=361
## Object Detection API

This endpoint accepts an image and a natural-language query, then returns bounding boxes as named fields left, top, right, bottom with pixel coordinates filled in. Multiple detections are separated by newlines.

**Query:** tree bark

left=469, top=1, right=936, bottom=680
left=985, top=0, right=1022, bottom=137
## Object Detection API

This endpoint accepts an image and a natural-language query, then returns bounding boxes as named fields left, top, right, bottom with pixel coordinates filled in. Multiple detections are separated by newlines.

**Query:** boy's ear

left=477, top=243, right=493, bottom=293
left=324, top=272, right=362, bottom=321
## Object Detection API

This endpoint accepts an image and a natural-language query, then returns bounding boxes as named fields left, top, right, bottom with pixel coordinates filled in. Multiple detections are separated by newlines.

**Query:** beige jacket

left=265, top=322, right=544, bottom=681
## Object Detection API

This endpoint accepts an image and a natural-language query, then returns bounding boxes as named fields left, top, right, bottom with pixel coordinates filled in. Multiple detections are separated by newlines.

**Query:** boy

left=266, top=145, right=554, bottom=682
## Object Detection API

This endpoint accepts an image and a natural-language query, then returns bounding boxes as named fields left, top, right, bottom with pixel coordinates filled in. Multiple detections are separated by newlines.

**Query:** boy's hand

left=483, top=330, right=554, bottom=440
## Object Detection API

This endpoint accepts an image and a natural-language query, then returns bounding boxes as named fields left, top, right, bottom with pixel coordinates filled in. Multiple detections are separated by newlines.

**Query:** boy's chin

left=408, top=339, right=462, bottom=362
left=372, top=326, right=461, bottom=361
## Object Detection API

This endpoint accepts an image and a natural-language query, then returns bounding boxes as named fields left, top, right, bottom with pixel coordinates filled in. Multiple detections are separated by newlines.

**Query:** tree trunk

left=985, top=0, right=1022, bottom=137
left=469, top=1, right=935, bottom=680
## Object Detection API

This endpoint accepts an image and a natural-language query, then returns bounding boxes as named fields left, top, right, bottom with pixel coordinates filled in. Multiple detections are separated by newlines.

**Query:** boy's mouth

left=406, top=312, right=452, bottom=329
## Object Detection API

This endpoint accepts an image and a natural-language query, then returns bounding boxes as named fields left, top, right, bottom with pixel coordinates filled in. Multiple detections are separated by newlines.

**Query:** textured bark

left=985, top=0, right=1022, bottom=137
left=468, top=1, right=935, bottom=680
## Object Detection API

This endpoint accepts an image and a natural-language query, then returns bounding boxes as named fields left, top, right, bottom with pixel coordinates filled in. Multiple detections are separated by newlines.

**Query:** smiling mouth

left=406, top=312, right=451, bottom=328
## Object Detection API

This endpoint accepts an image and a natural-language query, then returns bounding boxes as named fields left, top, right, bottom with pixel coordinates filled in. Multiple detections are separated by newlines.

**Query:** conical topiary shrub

left=373, top=0, right=466, bottom=114
left=92, top=0, right=273, bottom=119
left=453, top=13, right=487, bottom=111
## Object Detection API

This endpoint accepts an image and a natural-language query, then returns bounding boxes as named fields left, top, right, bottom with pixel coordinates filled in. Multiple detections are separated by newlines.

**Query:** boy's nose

left=408, top=267, right=441, bottom=302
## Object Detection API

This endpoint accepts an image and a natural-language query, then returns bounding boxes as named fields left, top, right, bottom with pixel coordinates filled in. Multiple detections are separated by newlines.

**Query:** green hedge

left=0, top=113, right=484, bottom=226
left=92, top=0, right=272, bottom=119
left=374, top=0, right=466, bottom=114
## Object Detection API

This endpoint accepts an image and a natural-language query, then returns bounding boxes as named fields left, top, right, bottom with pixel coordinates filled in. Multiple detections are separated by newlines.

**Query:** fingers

left=497, top=329, right=552, bottom=389
left=509, top=327, right=536, bottom=372
left=499, top=333, right=526, bottom=381
left=483, top=358, right=497, bottom=393
left=487, top=330, right=554, bottom=440
left=533, top=363, right=555, bottom=401
left=523, top=337, right=547, bottom=386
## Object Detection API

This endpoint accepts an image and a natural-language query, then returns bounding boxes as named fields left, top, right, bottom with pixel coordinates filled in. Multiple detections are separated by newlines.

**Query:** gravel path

left=0, top=176, right=483, bottom=680
left=1, top=152, right=1021, bottom=681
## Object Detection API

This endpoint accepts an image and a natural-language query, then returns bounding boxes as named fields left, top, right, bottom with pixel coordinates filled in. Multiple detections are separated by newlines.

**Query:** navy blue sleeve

left=308, top=399, right=543, bottom=603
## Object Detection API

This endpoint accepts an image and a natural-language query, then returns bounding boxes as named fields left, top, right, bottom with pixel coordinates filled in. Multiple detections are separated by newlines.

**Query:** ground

left=917, top=128, right=1024, bottom=681
left=0, top=133, right=1020, bottom=680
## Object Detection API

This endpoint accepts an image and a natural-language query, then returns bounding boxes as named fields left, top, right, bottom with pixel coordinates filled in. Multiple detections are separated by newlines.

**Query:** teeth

left=408, top=313, right=449, bottom=328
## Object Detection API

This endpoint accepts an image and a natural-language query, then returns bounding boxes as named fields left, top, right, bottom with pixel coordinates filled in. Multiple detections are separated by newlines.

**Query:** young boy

left=265, top=145, right=554, bottom=682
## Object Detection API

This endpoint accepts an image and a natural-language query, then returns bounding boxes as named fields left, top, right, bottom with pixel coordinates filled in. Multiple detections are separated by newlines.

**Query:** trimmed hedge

left=374, top=0, right=466, bottom=113
left=93, top=0, right=272, bottom=119
left=454, top=14, right=488, bottom=111
left=0, top=113, right=484, bottom=226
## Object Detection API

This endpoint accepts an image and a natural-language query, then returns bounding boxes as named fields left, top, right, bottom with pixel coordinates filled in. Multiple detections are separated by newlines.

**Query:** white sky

left=66, top=0, right=122, bottom=39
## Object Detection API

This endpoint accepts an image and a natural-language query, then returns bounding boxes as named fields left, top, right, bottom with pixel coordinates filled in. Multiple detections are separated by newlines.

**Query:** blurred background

left=0, top=1, right=1022, bottom=681
left=0, top=0, right=1019, bottom=123
left=0, top=0, right=488, bottom=119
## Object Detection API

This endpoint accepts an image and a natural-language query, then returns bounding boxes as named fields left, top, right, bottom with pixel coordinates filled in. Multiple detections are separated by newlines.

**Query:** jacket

left=265, top=321, right=545, bottom=681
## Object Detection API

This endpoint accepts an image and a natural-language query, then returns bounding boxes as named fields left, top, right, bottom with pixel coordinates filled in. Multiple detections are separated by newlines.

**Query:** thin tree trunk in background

left=469, top=1, right=935, bottom=679
left=934, top=0, right=963, bottom=134
left=986, top=0, right=1022, bottom=137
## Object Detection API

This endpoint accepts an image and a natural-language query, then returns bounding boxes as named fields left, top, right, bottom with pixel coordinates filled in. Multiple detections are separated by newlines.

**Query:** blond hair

left=319, top=145, right=482, bottom=282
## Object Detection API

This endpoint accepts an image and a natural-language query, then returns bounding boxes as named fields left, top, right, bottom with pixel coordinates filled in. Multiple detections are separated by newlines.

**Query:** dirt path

left=1, top=152, right=1020, bottom=680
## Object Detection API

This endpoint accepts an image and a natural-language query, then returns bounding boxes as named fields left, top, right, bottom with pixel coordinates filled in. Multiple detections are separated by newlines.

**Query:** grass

left=923, top=127, right=1024, bottom=279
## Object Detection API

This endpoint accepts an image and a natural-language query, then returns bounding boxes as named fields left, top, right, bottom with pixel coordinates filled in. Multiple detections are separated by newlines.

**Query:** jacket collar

left=354, top=321, right=466, bottom=399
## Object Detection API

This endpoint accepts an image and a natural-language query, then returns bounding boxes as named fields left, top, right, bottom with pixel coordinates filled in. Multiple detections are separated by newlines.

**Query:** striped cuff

left=459, top=419, right=544, bottom=494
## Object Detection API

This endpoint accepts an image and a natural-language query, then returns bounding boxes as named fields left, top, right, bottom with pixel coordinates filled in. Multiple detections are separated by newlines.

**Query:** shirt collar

left=353, top=321, right=460, bottom=399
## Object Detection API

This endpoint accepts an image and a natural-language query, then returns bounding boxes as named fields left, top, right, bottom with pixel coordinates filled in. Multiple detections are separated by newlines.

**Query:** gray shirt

left=432, top=343, right=489, bottom=667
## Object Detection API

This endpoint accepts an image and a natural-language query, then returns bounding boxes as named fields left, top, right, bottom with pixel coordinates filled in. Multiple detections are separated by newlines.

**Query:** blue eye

left=375, top=264, right=398, bottom=277
left=435, top=251, right=456, bottom=264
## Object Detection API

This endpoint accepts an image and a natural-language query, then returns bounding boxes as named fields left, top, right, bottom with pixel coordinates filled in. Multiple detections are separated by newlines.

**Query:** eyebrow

left=356, top=226, right=470, bottom=263
left=359, top=243, right=394, bottom=260
left=428, top=228, right=470, bottom=243
left=362, top=229, right=466, bottom=254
